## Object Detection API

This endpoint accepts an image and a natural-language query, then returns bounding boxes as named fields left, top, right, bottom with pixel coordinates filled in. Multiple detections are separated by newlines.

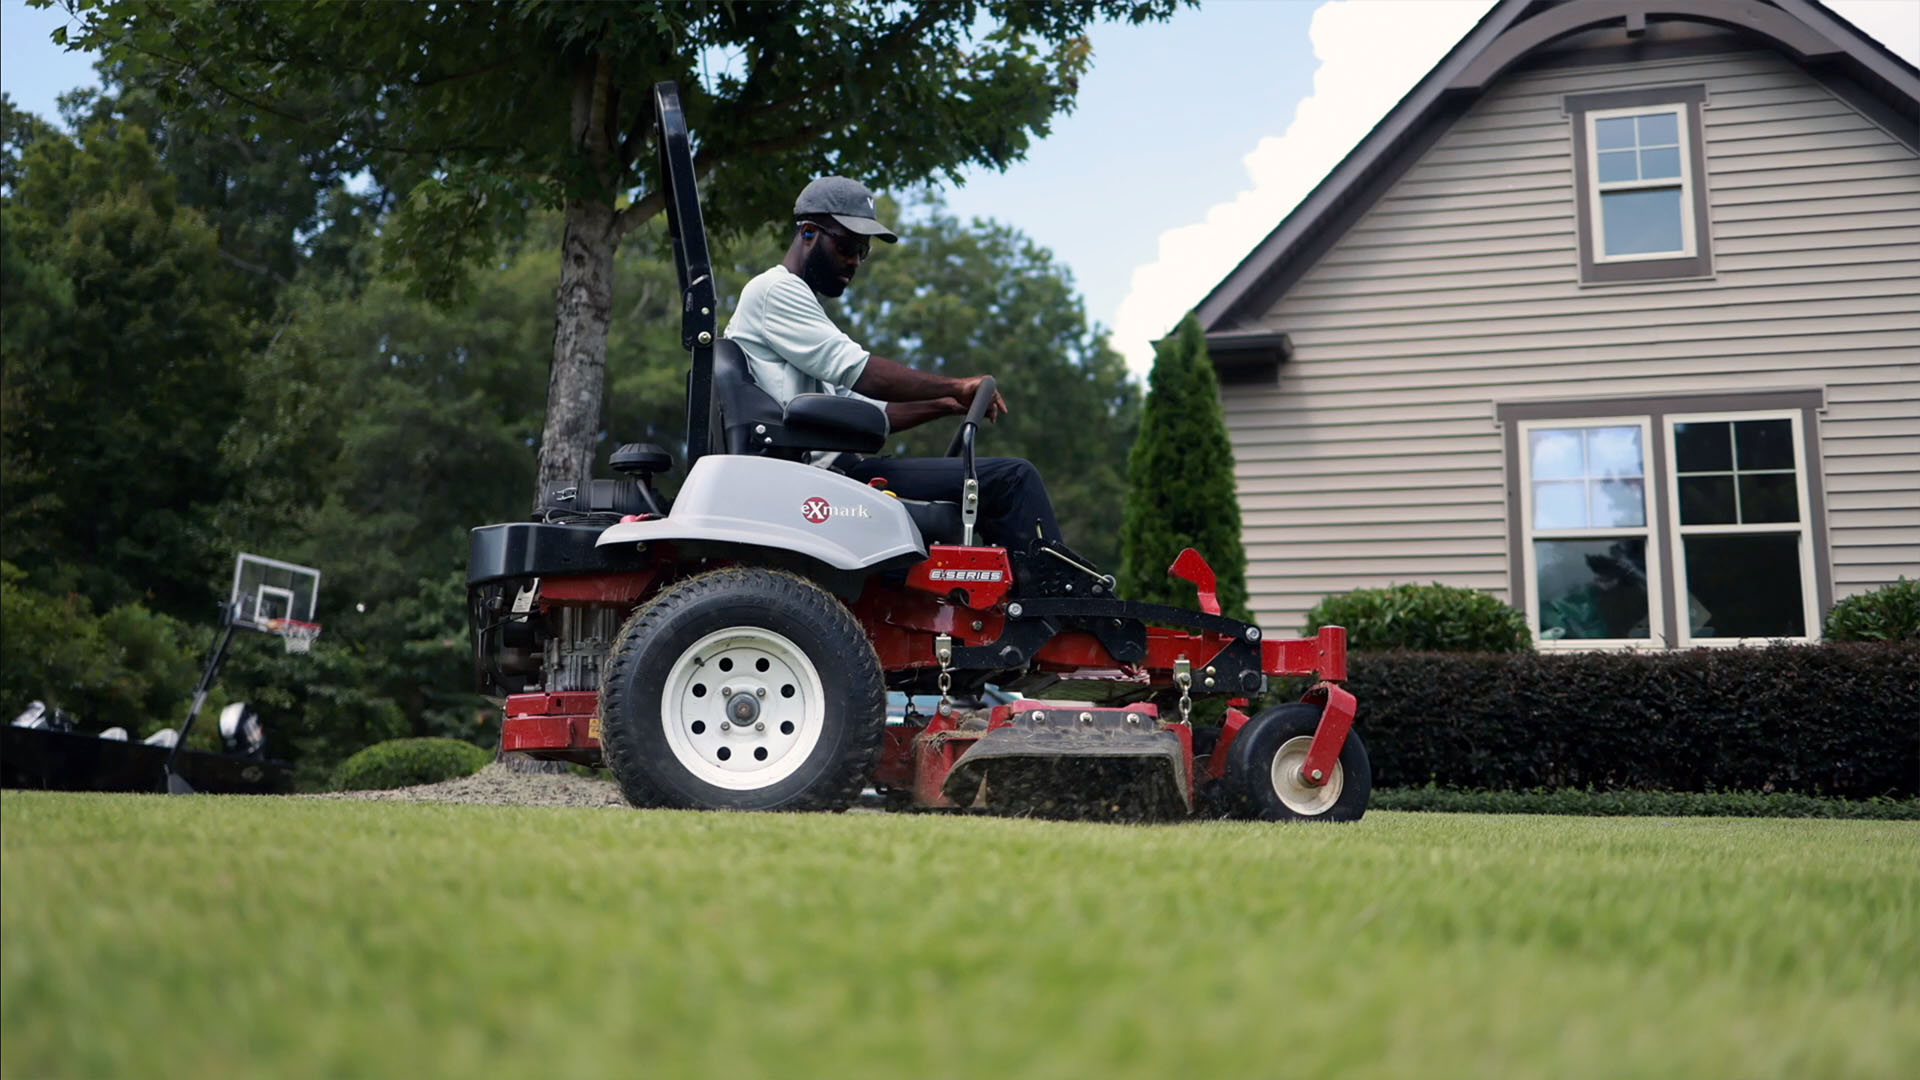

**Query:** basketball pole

left=163, top=601, right=241, bottom=795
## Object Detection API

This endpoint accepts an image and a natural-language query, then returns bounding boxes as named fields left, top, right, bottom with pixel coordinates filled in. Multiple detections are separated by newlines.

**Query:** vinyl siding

left=1225, top=47, right=1920, bottom=635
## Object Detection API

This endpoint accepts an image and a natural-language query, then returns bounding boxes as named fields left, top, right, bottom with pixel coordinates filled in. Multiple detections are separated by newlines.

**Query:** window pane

left=1591, top=480, right=1647, bottom=527
left=1602, top=188, right=1685, bottom=255
left=1682, top=535, right=1805, bottom=638
left=1640, top=146, right=1681, bottom=179
left=1595, top=116, right=1637, bottom=151
left=1597, top=149, right=1639, bottom=183
left=1536, top=539, right=1651, bottom=640
left=1586, top=427, right=1643, bottom=477
left=1637, top=111, right=1679, bottom=146
left=1739, top=473, right=1799, bottom=524
left=1678, top=475, right=1737, bottom=525
left=1529, top=428, right=1585, bottom=479
left=1735, top=419, right=1795, bottom=470
left=1674, top=421, right=1732, bottom=472
left=1534, top=482, right=1589, bottom=529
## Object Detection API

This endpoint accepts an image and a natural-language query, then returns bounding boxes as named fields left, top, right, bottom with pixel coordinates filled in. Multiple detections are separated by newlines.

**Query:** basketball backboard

left=230, top=553, right=321, bottom=631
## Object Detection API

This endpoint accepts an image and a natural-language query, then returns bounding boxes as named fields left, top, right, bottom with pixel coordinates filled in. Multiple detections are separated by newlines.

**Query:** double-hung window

left=1664, top=413, right=1818, bottom=644
left=1501, top=392, right=1830, bottom=650
left=1520, top=419, right=1664, bottom=645
left=1565, top=85, right=1713, bottom=283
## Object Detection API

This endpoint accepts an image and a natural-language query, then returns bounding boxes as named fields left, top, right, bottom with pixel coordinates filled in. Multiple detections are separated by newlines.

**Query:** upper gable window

left=1565, top=86, right=1712, bottom=284
left=1590, top=107, right=1692, bottom=258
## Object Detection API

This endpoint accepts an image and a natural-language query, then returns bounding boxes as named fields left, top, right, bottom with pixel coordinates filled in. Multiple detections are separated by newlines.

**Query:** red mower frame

left=496, top=542, right=1356, bottom=816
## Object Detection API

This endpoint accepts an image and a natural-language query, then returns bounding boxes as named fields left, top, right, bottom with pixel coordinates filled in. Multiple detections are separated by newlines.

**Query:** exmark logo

left=930, top=569, right=1005, bottom=582
left=801, top=497, right=869, bottom=524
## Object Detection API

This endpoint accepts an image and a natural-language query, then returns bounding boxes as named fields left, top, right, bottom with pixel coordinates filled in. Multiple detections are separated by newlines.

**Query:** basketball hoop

left=263, top=617, right=322, bottom=654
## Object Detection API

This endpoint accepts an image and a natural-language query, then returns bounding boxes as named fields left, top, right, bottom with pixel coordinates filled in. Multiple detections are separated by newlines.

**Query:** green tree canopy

left=1, top=96, right=246, bottom=618
left=1118, top=313, right=1250, bottom=620
left=52, top=0, right=1188, bottom=503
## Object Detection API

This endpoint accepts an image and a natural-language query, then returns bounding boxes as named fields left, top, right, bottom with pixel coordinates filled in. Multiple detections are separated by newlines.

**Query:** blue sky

left=6, top=0, right=1916, bottom=373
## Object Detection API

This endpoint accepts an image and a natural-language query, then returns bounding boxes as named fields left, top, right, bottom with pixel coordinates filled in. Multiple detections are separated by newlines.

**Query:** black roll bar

left=651, top=82, right=718, bottom=467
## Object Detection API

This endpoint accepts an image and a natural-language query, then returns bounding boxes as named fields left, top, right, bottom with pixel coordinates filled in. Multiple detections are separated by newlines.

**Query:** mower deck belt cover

left=942, top=708, right=1189, bottom=820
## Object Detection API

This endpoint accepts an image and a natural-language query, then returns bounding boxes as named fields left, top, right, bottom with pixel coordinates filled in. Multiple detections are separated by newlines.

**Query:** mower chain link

left=935, top=632, right=955, bottom=717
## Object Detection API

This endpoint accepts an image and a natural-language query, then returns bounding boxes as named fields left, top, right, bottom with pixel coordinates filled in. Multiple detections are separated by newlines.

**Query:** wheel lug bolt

left=720, top=720, right=731, bottom=731
left=756, top=687, right=766, bottom=698
left=755, top=721, right=765, bottom=732
left=721, top=687, right=732, bottom=697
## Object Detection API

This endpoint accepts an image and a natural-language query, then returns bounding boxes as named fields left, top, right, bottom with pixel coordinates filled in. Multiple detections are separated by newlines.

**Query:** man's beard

left=800, top=241, right=850, bottom=297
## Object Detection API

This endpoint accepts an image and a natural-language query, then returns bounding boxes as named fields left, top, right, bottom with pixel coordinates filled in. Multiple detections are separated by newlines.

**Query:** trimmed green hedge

left=1339, top=643, right=1918, bottom=799
left=1304, top=583, right=1531, bottom=653
left=1824, top=577, right=1918, bottom=642
left=1373, top=785, right=1920, bottom=819
left=330, top=738, right=492, bottom=792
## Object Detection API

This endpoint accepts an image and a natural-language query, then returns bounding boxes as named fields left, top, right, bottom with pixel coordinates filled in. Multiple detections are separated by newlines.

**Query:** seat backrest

left=712, top=339, right=788, bottom=456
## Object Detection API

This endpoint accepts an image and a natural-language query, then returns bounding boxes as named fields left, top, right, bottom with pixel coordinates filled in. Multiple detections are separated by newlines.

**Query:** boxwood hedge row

left=1335, top=642, right=1918, bottom=799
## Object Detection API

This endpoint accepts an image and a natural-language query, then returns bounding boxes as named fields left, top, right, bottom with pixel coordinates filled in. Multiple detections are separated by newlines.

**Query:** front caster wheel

left=599, top=568, right=885, bottom=811
left=1226, top=702, right=1371, bottom=822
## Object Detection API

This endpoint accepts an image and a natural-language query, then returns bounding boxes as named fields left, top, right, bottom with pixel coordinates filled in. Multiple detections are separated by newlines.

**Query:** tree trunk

left=534, top=197, right=619, bottom=508
left=534, top=51, right=622, bottom=509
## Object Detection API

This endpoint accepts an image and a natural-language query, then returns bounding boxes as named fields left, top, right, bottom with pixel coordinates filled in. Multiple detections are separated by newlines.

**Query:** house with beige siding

left=1198, top=0, right=1918, bottom=649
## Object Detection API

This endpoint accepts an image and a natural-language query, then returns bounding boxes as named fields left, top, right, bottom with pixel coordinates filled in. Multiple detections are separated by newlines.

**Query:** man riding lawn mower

left=465, top=83, right=1370, bottom=822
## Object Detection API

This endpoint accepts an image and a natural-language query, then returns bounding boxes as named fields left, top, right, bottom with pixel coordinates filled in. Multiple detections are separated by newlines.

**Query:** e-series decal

left=928, top=568, right=1005, bottom=582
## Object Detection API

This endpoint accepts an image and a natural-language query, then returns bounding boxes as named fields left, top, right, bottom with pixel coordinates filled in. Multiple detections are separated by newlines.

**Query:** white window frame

left=1663, top=410, right=1819, bottom=647
left=1585, top=103, right=1696, bottom=264
left=1517, top=416, right=1667, bottom=651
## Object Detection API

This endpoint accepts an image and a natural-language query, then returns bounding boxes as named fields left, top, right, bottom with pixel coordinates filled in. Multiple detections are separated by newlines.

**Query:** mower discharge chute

left=465, top=83, right=1370, bottom=822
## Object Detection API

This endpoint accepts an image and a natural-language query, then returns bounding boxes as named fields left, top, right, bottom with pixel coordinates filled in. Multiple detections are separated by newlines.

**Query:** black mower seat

left=899, top=497, right=965, bottom=547
left=714, top=339, right=887, bottom=457
left=712, top=339, right=966, bottom=547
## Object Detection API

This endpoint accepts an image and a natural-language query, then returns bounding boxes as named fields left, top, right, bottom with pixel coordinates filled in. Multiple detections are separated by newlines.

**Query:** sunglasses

left=806, top=221, right=870, bottom=259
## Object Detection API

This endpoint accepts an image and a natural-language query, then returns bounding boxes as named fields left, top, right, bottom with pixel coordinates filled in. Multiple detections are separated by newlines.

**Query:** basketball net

left=263, top=618, right=322, bottom=654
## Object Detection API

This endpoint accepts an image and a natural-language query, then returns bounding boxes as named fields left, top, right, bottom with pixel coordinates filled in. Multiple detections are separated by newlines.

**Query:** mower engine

left=469, top=441, right=672, bottom=706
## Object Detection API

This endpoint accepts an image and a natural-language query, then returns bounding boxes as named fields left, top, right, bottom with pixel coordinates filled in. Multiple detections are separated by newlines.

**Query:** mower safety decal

left=800, top=496, right=870, bottom=524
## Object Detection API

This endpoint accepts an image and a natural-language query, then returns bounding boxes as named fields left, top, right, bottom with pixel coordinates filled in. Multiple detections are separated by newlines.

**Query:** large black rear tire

left=1225, top=702, right=1371, bottom=822
left=599, top=567, right=885, bottom=811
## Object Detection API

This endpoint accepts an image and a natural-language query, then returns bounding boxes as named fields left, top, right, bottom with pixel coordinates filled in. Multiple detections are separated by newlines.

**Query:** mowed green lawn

left=3, top=793, right=1915, bottom=1080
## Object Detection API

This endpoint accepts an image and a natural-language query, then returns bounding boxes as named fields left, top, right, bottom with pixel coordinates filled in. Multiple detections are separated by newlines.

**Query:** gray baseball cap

left=794, top=176, right=898, bottom=243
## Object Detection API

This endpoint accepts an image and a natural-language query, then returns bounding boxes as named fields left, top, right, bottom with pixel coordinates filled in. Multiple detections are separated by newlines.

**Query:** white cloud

left=1109, top=0, right=1920, bottom=376
left=1109, top=0, right=1495, bottom=373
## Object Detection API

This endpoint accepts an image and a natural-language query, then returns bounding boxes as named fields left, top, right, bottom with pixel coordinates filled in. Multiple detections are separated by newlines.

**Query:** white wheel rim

left=659, top=626, right=826, bottom=791
left=1269, top=735, right=1344, bottom=816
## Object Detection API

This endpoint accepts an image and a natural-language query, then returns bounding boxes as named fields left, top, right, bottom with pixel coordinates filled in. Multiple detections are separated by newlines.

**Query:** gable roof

left=1196, top=0, right=1920, bottom=350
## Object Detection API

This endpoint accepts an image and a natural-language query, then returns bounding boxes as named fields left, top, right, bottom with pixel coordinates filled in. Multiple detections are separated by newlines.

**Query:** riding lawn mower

left=465, top=83, right=1370, bottom=822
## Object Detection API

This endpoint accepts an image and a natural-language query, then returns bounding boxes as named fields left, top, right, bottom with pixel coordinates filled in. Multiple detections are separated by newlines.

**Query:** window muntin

left=1519, top=419, right=1662, bottom=646
left=1663, top=412, right=1816, bottom=645
left=1586, top=105, right=1695, bottom=262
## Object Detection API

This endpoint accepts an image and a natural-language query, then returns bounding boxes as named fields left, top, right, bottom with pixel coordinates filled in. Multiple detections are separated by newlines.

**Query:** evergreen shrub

left=330, top=737, right=491, bottom=791
left=1118, top=314, right=1250, bottom=620
left=1342, top=642, right=1917, bottom=799
left=1823, top=577, right=1918, bottom=642
left=1304, top=583, right=1531, bottom=653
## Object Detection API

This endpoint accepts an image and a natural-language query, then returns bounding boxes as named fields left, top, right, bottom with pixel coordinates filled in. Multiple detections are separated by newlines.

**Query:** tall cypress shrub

left=1119, top=314, right=1251, bottom=621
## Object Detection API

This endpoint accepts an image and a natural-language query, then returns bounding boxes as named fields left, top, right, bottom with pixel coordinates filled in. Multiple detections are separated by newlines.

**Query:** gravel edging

left=313, top=762, right=629, bottom=808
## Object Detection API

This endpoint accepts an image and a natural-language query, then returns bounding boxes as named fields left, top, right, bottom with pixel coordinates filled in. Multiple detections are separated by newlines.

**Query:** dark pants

left=843, top=456, right=1060, bottom=550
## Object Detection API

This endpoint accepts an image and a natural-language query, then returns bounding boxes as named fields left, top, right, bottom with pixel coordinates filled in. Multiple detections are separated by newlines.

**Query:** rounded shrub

left=330, top=738, right=492, bottom=791
left=1823, top=577, right=1918, bottom=642
left=1304, top=583, right=1531, bottom=653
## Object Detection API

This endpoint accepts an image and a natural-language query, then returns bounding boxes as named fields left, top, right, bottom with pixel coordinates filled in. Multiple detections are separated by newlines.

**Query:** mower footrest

left=942, top=707, right=1190, bottom=820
